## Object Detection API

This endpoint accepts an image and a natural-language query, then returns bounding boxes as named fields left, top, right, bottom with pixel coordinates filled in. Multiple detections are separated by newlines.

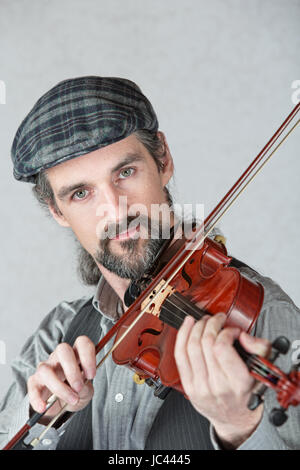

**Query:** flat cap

left=11, top=76, right=158, bottom=183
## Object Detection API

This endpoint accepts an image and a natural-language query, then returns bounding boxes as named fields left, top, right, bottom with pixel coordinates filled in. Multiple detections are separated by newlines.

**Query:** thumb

left=239, top=331, right=271, bottom=358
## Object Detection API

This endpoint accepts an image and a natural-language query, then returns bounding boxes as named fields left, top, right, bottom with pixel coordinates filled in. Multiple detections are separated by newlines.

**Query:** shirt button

left=42, top=438, right=52, bottom=446
left=115, top=393, right=124, bottom=402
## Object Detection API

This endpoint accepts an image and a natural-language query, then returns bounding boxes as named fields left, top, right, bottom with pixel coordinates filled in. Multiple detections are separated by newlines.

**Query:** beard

left=94, top=215, right=169, bottom=281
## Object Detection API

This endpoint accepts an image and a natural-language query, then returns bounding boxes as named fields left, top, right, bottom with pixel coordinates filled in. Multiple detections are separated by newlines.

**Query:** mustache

left=99, top=215, right=168, bottom=241
left=100, top=215, right=148, bottom=240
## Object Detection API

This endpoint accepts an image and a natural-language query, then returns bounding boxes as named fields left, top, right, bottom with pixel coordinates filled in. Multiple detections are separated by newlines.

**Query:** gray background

left=0, top=0, right=299, bottom=400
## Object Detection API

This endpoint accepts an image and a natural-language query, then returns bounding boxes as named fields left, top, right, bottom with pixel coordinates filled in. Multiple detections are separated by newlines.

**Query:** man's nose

left=96, top=183, right=128, bottom=223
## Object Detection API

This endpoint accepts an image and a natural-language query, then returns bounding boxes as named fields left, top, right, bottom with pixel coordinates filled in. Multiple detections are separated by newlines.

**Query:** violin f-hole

left=138, top=326, right=164, bottom=347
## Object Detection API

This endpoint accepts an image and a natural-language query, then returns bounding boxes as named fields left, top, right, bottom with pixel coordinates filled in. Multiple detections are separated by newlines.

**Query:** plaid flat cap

left=11, top=76, right=158, bottom=183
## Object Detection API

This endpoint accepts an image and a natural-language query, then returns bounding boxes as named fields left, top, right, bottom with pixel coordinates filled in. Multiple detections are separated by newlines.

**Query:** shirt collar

left=92, top=275, right=124, bottom=323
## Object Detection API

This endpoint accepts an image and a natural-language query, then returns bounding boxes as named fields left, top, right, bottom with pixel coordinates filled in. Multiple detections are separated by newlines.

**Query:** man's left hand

left=174, top=313, right=271, bottom=449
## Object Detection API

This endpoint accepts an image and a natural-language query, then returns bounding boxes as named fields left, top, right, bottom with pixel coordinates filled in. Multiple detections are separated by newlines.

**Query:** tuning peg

left=248, top=337, right=290, bottom=413
left=271, top=336, right=290, bottom=357
left=269, top=407, right=288, bottom=427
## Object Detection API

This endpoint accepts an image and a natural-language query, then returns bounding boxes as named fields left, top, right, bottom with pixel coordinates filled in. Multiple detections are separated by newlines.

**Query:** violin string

left=165, top=295, right=206, bottom=320
left=171, top=292, right=207, bottom=316
left=247, top=357, right=282, bottom=381
left=161, top=299, right=200, bottom=326
left=162, top=294, right=213, bottom=326
left=248, top=363, right=280, bottom=382
left=244, top=356, right=279, bottom=378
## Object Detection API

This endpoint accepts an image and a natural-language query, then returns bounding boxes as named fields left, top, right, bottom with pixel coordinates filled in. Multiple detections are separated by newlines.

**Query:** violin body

left=112, top=237, right=264, bottom=392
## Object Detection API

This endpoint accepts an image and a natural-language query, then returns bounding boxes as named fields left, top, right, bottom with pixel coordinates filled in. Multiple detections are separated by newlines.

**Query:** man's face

left=46, top=133, right=174, bottom=280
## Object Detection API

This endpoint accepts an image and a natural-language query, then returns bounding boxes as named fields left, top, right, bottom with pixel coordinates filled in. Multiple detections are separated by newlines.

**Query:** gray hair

left=32, top=130, right=173, bottom=285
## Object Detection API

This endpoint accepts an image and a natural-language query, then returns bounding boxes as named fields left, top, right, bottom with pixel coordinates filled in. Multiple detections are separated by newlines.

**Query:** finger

left=27, top=375, right=48, bottom=413
left=200, top=313, right=229, bottom=391
left=214, top=327, right=255, bottom=393
left=73, top=336, right=97, bottom=381
left=55, top=342, right=85, bottom=393
left=175, top=315, right=211, bottom=397
left=35, top=362, right=79, bottom=407
left=174, top=315, right=196, bottom=388
left=185, top=315, right=211, bottom=381
left=200, top=313, right=227, bottom=373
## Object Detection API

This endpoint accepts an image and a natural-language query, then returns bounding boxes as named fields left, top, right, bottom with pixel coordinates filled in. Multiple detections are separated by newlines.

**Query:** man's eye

left=72, top=189, right=88, bottom=200
left=119, top=167, right=134, bottom=179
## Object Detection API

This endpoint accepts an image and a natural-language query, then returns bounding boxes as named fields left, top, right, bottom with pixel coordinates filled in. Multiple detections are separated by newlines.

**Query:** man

left=1, top=76, right=300, bottom=450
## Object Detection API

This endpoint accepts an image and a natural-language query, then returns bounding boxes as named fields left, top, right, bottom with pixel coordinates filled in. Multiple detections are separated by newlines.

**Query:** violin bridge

left=141, top=279, right=175, bottom=317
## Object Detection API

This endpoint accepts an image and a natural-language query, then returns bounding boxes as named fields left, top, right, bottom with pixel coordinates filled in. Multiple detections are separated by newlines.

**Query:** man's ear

left=48, top=202, right=70, bottom=228
left=157, top=131, right=174, bottom=186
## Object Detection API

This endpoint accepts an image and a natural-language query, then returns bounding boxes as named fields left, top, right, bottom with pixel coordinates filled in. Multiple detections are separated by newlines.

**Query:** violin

left=113, top=235, right=264, bottom=393
left=3, top=102, right=300, bottom=450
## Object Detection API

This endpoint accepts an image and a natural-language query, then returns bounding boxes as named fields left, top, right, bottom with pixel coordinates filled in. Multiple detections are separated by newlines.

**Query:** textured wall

left=0, top=0, right=299, bottom=398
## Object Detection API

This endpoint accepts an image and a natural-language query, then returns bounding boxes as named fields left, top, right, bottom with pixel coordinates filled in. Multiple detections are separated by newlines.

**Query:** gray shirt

left=1, top=265, right=300, bottom=450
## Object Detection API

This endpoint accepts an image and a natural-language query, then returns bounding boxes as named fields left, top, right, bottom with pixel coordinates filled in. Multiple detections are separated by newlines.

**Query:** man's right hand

left=27, top=335, right=97, bottom=423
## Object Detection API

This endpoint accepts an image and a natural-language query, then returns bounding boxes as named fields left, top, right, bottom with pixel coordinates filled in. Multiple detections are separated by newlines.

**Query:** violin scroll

left=244, top=336, right=300, bottom=426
